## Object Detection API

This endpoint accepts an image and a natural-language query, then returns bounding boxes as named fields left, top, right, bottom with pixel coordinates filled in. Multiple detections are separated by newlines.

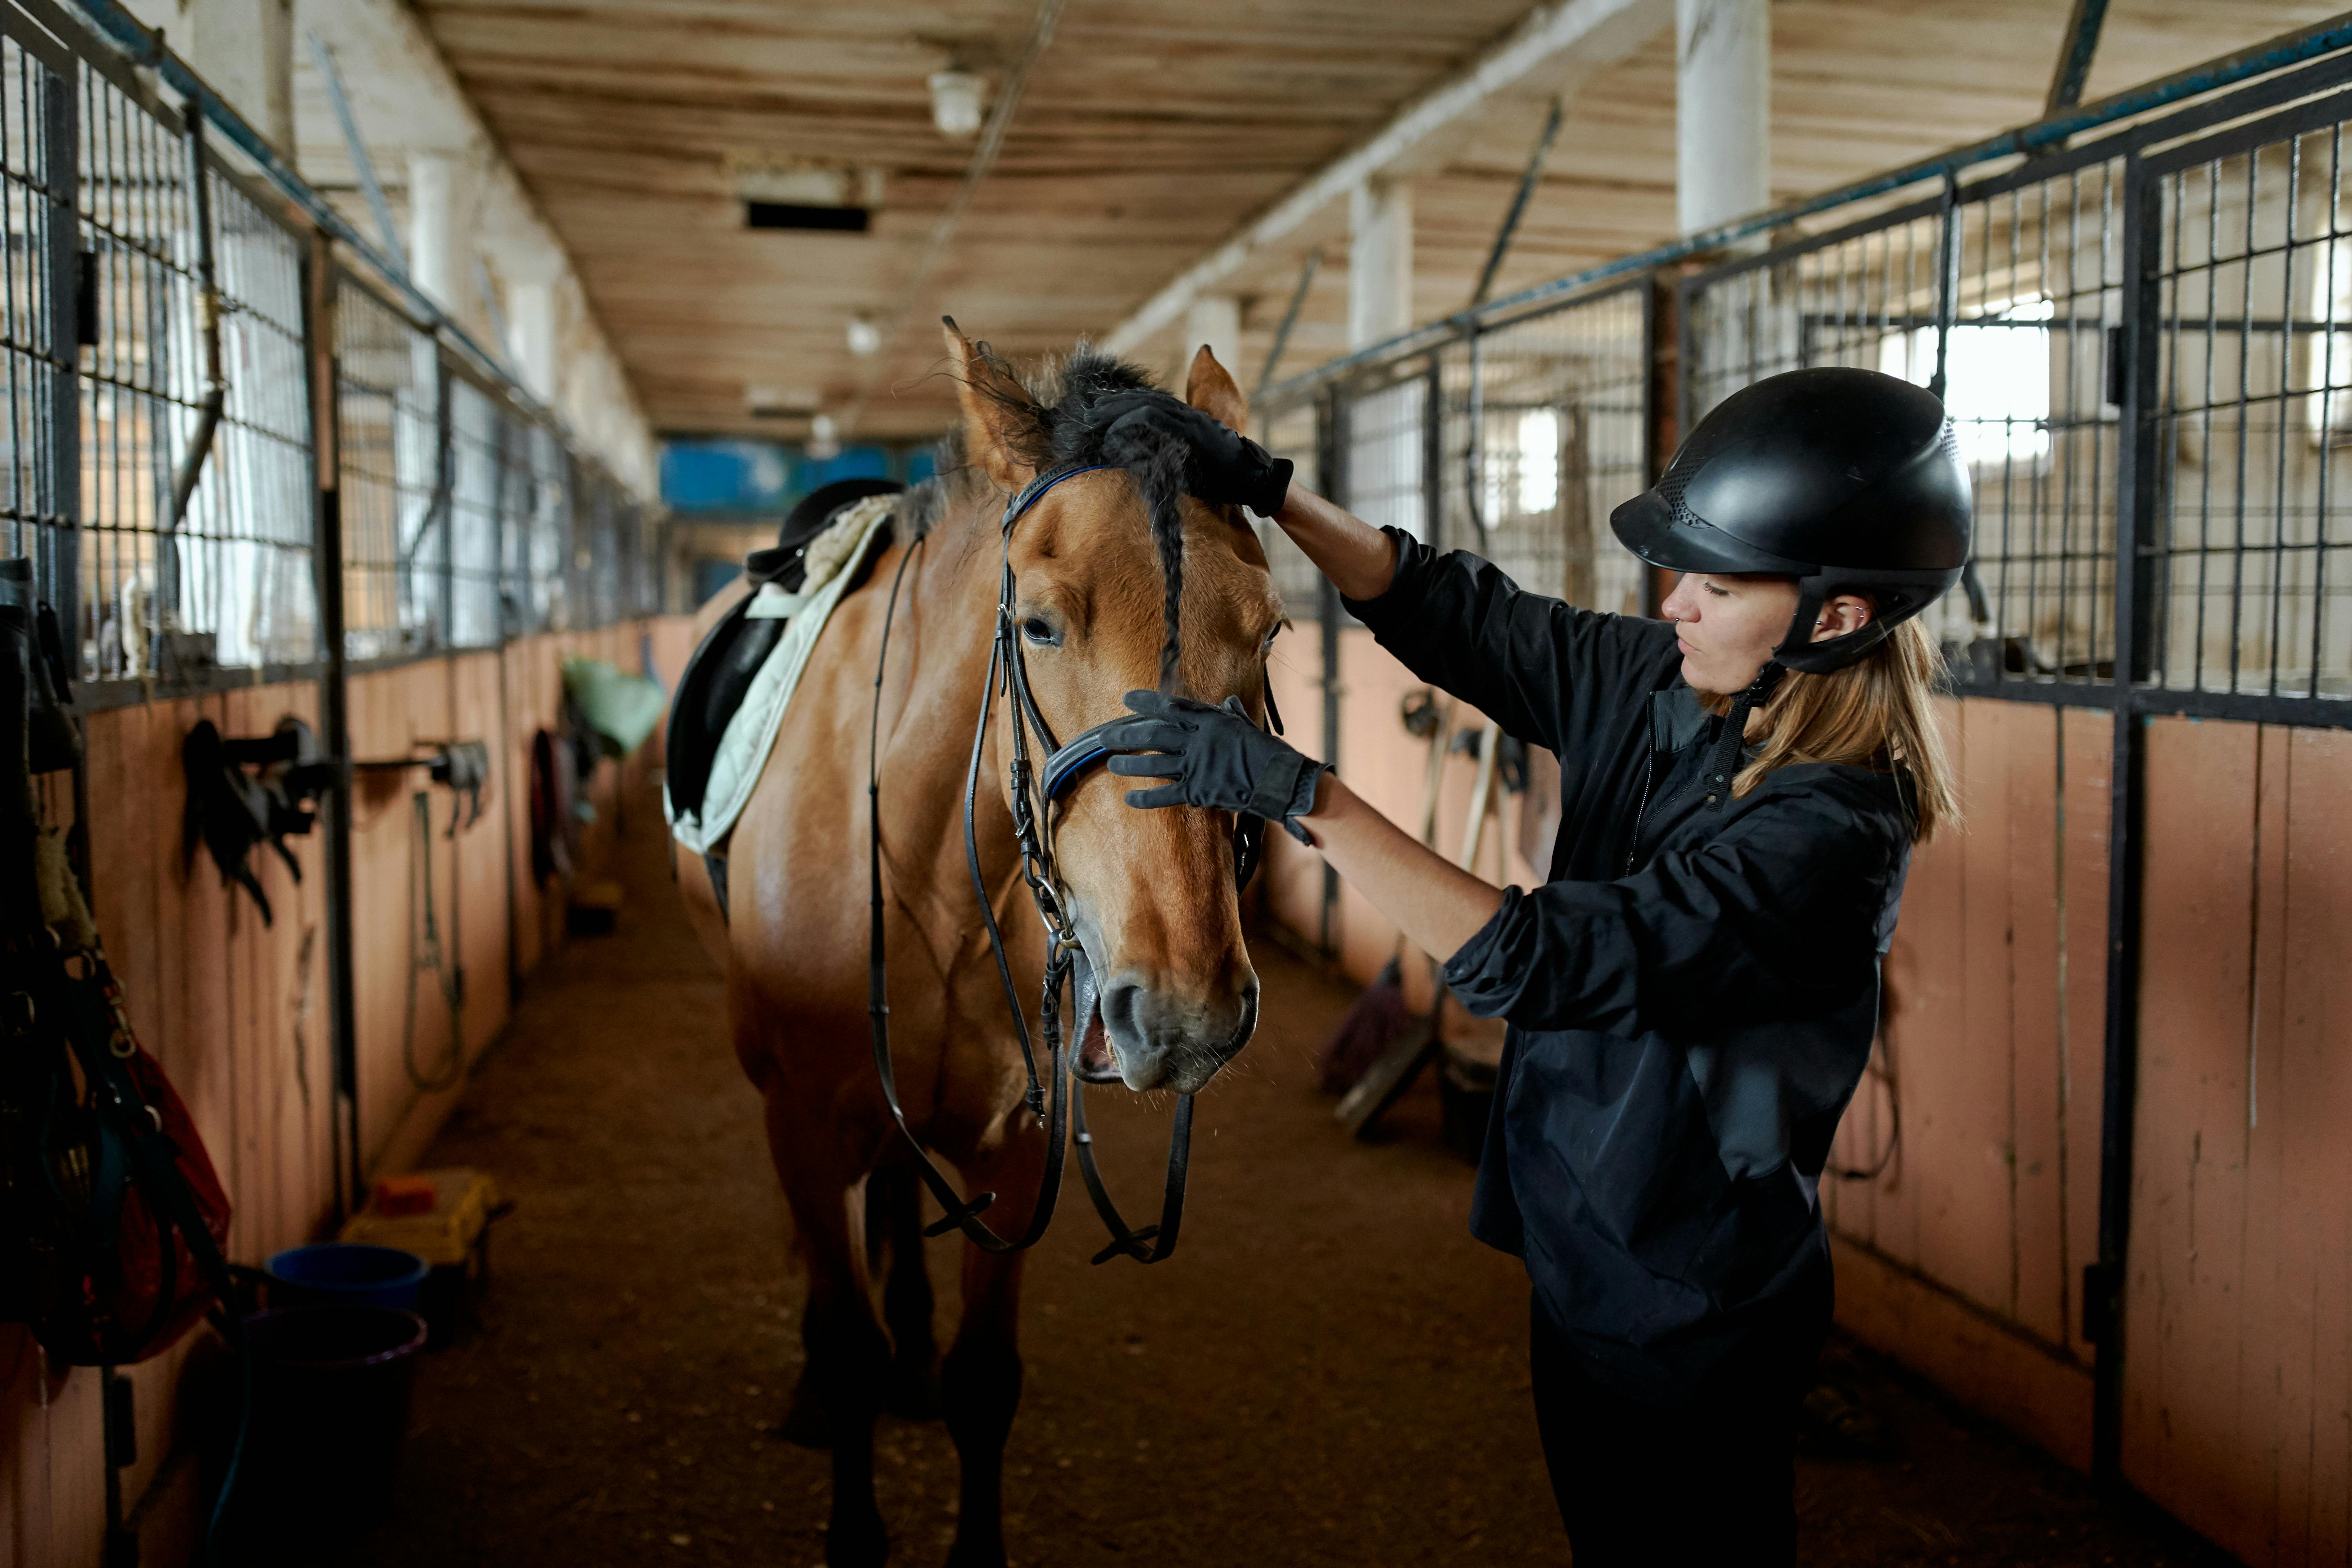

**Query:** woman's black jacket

left=1343, top=533, right=1915, bottom=1401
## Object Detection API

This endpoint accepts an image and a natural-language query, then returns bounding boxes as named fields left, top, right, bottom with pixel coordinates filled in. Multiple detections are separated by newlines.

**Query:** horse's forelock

left=946, top=340, right=1198, bottom=689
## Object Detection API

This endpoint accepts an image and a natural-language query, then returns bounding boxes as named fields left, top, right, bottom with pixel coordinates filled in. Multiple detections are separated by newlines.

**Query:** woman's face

left=1660, top=573, right=1874, bottom=693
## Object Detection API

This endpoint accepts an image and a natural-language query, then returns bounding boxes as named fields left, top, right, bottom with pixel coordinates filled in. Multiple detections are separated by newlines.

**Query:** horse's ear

left=1185, top=345, right=1248, bottom=440
left=942, top=317, right=1036, bottom=489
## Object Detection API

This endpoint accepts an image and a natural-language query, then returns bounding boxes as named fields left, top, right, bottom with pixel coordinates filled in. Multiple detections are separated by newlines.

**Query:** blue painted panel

left=661, top=440, right=792, bottom=511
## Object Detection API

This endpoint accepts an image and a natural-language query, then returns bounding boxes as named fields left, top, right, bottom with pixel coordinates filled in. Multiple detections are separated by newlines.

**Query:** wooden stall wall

left=3, top=680, right=333, bottom=1568
left=1263, top=668, right=2122, bottom=1471
left=0, top=617, right=692, bottom=1568
left=1825, top=698, right=2112, bottom=1471
left=1259, top=626, right=1545, bottom=1010
left=2123, top=717, right=2352, bottom=1568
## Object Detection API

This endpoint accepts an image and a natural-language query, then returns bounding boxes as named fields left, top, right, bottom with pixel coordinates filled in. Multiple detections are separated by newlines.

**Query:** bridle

left=864, top=462, right=1274, bottom=1265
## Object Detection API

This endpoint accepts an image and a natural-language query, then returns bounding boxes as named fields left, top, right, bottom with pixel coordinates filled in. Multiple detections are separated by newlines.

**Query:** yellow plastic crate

left=339, top=1168, right=498, bottom=1270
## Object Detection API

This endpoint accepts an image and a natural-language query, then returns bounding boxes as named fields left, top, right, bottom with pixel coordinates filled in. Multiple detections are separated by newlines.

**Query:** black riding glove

left=1100, top=690, right=1330, bottom=844
left=1091, top=397, right=1294, bottom=518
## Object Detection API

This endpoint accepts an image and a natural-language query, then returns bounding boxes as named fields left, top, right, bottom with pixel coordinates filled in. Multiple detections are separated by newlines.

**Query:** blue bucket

left=224, top=1305, right=430, bottom=1553
left=265, top=1243, right=430, bottom=1311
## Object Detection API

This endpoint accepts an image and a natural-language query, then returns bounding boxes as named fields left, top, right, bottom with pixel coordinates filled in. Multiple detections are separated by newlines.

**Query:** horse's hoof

left=886, top=1360, right=940, bottom=1421
left=825, top=1507, right=889, bottom=1568
left=943, top=1532, right=1006, bottom=1568
left=770, top=1381, right=831, bottom=1449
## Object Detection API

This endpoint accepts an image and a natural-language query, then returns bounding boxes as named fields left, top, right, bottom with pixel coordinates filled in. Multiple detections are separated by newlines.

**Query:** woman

left=1094, top=367, right=1970, bottom=1564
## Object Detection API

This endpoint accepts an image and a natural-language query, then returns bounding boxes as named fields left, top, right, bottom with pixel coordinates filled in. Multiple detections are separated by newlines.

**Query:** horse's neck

left=883, top=497, right=1021, bottom=883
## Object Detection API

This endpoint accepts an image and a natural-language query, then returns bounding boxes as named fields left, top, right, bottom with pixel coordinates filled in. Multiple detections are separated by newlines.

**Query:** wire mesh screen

left=446, top=374, right=501, bottom=646
left=1940, top=163, right=2125, bottom=683
left=2149, top=113, right=2352, bottom=699
left=1441, top=290, right=1651, bottom=617
left=1255, top=399, right=1321, bottom=620
left=570, top=459, right=621, bottom=628
left=200, top=168, right=313, bottom=666
left=77, top=67, right=313, bottom=678
left=1343, top=375, right=1424, bottom=541
left=1685, top=174, right=2123, bottom=688
left=503, top=416, right=566, bottom=632
left=335, top=276, right=440, bottom=659
left=0, top=36, right=72, bottom=629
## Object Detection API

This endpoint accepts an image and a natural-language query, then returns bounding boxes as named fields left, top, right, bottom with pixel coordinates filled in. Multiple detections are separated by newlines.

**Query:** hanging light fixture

left=927, top=69, right=987, bottom=140
left=807, top=413, right=842, bottom=461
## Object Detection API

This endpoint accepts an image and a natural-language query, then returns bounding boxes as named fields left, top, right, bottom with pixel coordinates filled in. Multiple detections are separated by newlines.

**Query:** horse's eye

left=1021, top=617, right=1057, bottom=646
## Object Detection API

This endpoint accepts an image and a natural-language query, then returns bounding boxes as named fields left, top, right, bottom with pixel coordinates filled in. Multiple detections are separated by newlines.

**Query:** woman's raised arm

left=1267, top=485, right=1398, bottom=602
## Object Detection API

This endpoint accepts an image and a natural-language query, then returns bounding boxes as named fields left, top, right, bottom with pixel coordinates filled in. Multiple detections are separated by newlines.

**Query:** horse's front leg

left=867, top=1162, right=942, bottom=1419
left=766, top=1091, right=893, bottom=1567
left=939, top=1130, right=1046, bottom=1568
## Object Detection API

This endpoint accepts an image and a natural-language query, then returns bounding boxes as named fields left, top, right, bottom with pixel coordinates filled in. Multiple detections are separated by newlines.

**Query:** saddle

left=667, top=477, right=904, bottom=916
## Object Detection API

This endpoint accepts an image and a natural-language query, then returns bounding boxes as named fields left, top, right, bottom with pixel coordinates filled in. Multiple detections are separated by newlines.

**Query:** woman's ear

left=942, top=317, right=1038, bottom=491
left=1813, top=593, right=1876, bottom=641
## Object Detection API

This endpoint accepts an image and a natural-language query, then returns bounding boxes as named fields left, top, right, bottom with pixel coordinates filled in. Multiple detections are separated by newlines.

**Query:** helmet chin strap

left=1706, top=659, right=1786, bottom=807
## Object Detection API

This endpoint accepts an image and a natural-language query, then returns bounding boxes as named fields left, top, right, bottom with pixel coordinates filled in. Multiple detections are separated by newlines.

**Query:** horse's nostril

left=1098, top=982, right=1146, bottom=1044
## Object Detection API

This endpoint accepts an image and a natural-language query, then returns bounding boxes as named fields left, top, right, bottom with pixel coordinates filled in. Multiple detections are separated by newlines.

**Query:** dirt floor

left=330, top=791, right=2238, bottom=1568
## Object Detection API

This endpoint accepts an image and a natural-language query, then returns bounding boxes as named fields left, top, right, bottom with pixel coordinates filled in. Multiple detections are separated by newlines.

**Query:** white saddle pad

left=664, top=493, right=897, bottom=855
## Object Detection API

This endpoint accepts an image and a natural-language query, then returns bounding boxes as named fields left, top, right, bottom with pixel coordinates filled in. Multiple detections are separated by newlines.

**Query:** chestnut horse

left=676, top=323, right=1282, bottom=1568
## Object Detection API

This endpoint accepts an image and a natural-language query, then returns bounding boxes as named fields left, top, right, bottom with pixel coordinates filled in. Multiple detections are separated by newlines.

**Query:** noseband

left=864, top=463, right=1274, bottom=1265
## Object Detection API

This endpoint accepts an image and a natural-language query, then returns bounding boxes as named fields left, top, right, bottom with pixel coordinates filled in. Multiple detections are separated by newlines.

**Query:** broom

left=1336, top=720, right=1502, bottom=1136
left=1317, top=690, right=1452, bottom=1093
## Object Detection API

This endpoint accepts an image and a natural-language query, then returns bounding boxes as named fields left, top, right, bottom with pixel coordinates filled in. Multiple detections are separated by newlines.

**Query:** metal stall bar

left=1316, top=385, right=1344, bottom=955
left=1263, top=20, right=2352, bottom=411
left=0, top=4, right=79, bottom=641
left=2091, top=145, right=2161, bottom=1490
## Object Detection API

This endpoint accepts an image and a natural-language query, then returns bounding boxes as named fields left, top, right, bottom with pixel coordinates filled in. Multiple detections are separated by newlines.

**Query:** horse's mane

left=897, top=342, right=1194, bottom=688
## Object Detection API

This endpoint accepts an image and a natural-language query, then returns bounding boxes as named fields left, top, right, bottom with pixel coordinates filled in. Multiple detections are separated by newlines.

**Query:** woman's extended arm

left=1298, top=773, right=1503, bottom=960
left=1266, top=486, right=1398, bottom=602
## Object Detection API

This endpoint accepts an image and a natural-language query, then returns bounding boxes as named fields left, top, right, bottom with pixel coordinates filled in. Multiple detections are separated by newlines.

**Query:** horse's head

left=946, top=321, right=1283, bottom=1095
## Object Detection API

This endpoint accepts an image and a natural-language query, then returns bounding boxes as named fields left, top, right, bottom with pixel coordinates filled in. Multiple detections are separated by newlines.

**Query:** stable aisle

left=333, top=777, right=2229, bottom=1568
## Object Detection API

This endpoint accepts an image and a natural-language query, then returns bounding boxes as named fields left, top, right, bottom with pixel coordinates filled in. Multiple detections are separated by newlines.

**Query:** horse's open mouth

left=1068, top=946, right=1123, bottom=1084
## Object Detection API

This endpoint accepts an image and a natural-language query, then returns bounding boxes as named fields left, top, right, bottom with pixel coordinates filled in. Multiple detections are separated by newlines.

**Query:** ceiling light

left=807, top=413, right=841, bottom=461
left=846, top=315, right=882, bottom=356
left=928, top=70, right=987, bottom=140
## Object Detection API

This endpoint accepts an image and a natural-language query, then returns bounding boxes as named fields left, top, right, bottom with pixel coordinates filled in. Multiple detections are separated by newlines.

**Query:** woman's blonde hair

left=1713, top=617, right=1959, bottom=842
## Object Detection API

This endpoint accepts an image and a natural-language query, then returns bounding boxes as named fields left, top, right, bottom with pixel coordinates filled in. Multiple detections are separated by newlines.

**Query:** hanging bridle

left=865, top=463, right=1274, bottom=1265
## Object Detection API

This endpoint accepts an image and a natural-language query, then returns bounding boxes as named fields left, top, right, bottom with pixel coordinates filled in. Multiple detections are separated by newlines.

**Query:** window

left=1880, top=298, right=2053, bottom=466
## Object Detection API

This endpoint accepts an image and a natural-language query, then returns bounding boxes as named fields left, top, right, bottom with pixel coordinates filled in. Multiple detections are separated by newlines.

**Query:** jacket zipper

left=1624, top=744, right=1659, bottom=877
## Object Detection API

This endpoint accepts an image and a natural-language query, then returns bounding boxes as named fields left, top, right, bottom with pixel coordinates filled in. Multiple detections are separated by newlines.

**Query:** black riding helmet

left=1611, top=367, right=1971, bottom=675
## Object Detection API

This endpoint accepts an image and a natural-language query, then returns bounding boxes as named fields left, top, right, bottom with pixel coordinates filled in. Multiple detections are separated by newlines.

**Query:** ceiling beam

left=1100, top=0, right=1673, bottom=357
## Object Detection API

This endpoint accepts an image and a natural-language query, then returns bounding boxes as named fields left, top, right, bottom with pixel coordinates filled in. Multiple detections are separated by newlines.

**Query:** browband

left=1002, top=464, right=1113, bottom=532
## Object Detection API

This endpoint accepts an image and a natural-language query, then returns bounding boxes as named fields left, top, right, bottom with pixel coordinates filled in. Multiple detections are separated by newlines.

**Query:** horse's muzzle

left=1094, top=971, right=1258, bottom=1094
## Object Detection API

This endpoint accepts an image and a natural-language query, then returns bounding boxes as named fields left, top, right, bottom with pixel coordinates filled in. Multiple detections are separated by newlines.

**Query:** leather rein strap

left=866, top=463, right=1267, bottom=1265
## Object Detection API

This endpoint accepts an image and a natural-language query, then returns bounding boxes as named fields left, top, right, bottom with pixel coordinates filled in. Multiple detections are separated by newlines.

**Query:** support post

left=1347, top=180, right=1413, bottom=351
left=1182, top=295, right=1241, bottom=379
left=1646, top=275, right=1678, bottom=616
left=305, top=231, right=362, bottom=1217
left=1422, top=352, right=1445, bottom=554
left=407, top=152, right=456, bottom=312
left=1316, top=386, right=1348, bottom=958
left=1675, top=0, right=1771, bottom=239
left=42, top=44, right=78, bottom=655
left=2090, top=148, right=2161, bottom=1490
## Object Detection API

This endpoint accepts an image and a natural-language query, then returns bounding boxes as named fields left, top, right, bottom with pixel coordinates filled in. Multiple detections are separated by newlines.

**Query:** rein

left=864, top=463, right=1261, bottom=1264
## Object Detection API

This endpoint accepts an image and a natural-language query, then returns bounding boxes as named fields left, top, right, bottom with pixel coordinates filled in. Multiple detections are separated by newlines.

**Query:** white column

left=510, top=281, right=559, bottom=404
left=1347, top=179, right=1413, bottom=350
left=1183, top=295, right=1242, bottom=376
left=258, top=0, right=294, bottom=156
left=1675, top=0, right=1770, bottom=237
left=407, top=153, right=457, bottom=310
